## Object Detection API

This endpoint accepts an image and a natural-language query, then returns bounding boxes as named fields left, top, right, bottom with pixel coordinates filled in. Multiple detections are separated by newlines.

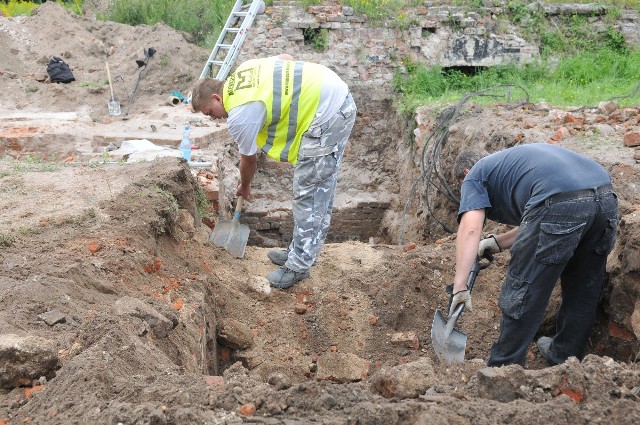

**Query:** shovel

left=431, top=253, right=493, bottom=363
left=209, top=196, right=250, bottom=258
left=105, top=61, right=121, bottom=116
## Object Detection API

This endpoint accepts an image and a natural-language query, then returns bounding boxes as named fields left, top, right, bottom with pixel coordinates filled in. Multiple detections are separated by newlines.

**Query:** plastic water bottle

left=180, top=123, right=192, bottom=161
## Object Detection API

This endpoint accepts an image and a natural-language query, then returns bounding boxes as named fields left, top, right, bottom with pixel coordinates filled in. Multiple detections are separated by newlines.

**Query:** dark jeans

left=488, top=187, right=618, bottom=366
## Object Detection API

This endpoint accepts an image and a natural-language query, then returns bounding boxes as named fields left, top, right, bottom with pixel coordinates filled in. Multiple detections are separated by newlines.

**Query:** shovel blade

left=431, top=308, right=468, bottom=363
left=209, top=218, right=250, bottom=258
left=108, top=100, right=121, bottom=116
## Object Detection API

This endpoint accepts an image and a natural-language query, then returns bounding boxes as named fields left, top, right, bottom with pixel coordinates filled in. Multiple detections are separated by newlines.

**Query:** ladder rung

left=200, top=0, right=262, bottom=80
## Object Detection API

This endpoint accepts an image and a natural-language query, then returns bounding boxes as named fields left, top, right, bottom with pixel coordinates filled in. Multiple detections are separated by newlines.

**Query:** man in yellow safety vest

left=191, top=55, right=356, bottom=289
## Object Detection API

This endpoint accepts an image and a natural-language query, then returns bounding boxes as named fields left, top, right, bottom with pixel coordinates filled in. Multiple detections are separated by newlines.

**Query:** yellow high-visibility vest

left=223, top=58, right=323, bottom=163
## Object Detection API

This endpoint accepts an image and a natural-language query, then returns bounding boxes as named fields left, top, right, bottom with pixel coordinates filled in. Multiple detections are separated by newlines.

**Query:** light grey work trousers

left=285, top=93, right=356, bottom=272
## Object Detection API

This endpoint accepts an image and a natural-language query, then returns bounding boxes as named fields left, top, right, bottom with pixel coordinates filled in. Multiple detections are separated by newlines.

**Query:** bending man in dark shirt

left=451, top=143, right=618, bottom=366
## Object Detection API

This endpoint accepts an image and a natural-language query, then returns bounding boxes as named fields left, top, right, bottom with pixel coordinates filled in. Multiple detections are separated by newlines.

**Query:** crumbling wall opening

left=302, top=27, right=328, bottom=50
left=443, top=65, right=487, bottom=77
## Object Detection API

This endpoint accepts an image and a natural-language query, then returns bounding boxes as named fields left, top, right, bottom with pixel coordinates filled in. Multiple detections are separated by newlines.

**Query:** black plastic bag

left=47, top=56, right=75, bottom=84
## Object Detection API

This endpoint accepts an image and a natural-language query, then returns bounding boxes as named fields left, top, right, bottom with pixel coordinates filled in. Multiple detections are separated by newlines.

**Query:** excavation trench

left=2, top=3, right=640, bottom=423
left=1, top=94, right=638, bottom=384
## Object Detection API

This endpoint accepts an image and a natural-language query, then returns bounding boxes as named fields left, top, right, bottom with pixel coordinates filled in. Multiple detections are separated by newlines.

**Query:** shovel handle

left=450, top=252, right=494, bottom=319
left=105, top=61, right=115, bottom=99
left=232, top=196, right=244, bottom=220
left=466, top=252, right=494, bottom=293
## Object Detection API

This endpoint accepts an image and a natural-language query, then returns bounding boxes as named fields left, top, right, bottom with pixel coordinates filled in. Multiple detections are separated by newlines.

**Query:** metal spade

left=209, top=196, right=250, bottom=258
left=431, top=253, right=493, bottom=363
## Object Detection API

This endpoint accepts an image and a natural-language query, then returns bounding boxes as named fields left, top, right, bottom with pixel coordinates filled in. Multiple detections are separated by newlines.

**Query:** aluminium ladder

left=199, top=0, right=264, bottom=81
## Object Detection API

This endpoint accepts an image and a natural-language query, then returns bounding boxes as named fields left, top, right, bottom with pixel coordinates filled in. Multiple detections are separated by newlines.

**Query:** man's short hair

left=453, top=148, right=489, bottom=181
left=191, top=77, right=224, bottom=113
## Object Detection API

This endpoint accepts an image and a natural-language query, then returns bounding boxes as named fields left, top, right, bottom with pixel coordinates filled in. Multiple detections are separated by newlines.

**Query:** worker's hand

left=478, top=235, right=501, bottom=257
left=236, top=183, right=250, bottom=200
left=449, top=290, right=472, bottom=317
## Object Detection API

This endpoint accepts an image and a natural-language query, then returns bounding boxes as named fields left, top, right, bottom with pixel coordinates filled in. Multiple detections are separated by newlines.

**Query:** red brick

left=558, top=386, right=584, bottom=403
left=172, top=299, right=184, bottom=311
left=564, top=114, right=584, bottom=125
left=203, top=375, right=224, bottom=388
left=608, top=320, right=634, bottom=341
left=219, top=346, right=232, bottom=363
left=24, top=385, right=44, bottom=400
left=623, top=132, right=640, bottom=147
left=239, top=403, right=256, bottom=416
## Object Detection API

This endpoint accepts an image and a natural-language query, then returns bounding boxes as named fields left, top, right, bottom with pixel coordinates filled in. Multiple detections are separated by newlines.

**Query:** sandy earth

left=1, top=3, right=639, bottom=425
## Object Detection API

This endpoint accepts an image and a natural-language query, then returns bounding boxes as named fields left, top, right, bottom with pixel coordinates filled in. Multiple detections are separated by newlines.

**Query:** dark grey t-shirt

left=458, top=143, right=611, bottom=225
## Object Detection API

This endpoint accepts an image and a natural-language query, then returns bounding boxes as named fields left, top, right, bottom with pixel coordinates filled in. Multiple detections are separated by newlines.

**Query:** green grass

left=0, top=156, right=62, bottom=178
left=0, top=0, right=83, bottom=16
left=342, top=0, right=422, bottom=23
left=0, top=233, right=17, bottom=248
left=544, top=0, right=640, bottom=10
left=103, top=0, right=235, bottom=47
left=0, top=0, right=39, bottom=16
left=393, top=49, right=640, bottom=113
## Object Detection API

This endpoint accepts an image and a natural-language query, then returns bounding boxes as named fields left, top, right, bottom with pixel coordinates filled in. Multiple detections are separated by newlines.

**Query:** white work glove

left=449, top=289, right=472, bottom=317
left=478, top=235, right=501, bottom=257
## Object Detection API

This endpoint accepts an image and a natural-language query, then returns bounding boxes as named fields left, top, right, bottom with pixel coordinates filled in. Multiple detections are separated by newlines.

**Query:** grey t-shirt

left=458, top=143, right=611, bottom=225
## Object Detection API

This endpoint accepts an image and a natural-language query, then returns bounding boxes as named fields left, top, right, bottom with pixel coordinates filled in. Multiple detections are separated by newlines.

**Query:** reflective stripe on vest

left=223, top=58, right=322, bottom=163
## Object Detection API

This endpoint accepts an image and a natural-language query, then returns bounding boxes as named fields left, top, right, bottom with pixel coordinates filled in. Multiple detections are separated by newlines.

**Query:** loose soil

left=1, top=3, right=639, bottom=425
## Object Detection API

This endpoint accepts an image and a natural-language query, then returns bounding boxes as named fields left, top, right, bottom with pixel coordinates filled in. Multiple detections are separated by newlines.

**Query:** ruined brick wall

left=244, top=201, right=390, bottom=247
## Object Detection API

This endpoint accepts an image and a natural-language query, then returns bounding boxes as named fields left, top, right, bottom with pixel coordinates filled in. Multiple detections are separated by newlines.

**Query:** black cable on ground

left=399, top=84, right=531, bottom=244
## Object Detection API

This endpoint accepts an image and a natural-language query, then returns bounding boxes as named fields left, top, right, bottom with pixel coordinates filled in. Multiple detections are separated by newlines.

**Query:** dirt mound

left=1, top=3, right=639, bottom=425
left=0, top=2, right=206, bottom=118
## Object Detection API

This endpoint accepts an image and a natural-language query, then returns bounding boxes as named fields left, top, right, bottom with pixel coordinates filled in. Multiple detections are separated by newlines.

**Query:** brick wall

left=244, top=201, right=391, bottom=247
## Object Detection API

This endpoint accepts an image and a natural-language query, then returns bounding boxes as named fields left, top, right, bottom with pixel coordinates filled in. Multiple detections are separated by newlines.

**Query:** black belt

left=545, top=183, right=614, bottom=205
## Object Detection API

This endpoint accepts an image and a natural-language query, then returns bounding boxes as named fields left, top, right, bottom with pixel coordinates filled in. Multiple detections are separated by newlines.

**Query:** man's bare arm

left=454, top=209, right=486, bottom=292
left=237, top=153, right=257, bottom=199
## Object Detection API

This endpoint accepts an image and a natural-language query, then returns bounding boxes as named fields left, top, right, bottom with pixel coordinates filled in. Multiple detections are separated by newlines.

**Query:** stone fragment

left=594, top=123, right=615, bottom=136
left=267, top=372, right=291, bottom=390
left=175, top=209, right=195, bottom=238
left=316, top=352, right=370, bottom=383
left=477, top=365, right=527, bottom=402
left=113, top=296, right=175, bottom=338
left=217, top=318, right=253, bottom=350
left=0, top=334, right=58, bottom=389
left=370, top=357, right=435, bottom=399
left=597, top=100, right=618, bottom=115
left=390, top=331, right=419, bottom=350
left=37, top=309, right=66, bottom=326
